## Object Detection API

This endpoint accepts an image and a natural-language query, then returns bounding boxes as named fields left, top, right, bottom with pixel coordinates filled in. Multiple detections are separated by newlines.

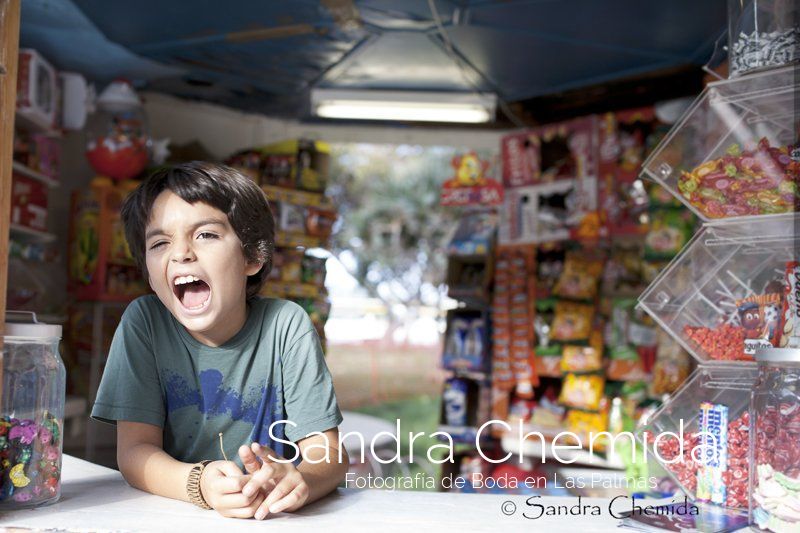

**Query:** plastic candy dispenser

left=0, top=312, right=66, bottom=508
left=750, top=348, right=800, bottom=532
left=85, top=79, right=150, bottom=181
left=728, top=0, right=799, bottom=77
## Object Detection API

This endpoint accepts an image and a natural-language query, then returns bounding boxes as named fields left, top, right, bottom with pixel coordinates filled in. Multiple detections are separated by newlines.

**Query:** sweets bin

left=640, top=65, right=798, bottom=222
left=0, top=312, right=66, bottom=508
left=750, top=348, right=800, bottom=532
left=728, top=0, right=800, bottom=78
left=638, top=213, right=797, bottom=364
left=638, top=364, right=759, bottom=509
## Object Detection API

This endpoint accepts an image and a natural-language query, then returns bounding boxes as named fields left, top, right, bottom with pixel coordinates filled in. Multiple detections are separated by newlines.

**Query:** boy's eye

left=197, top=232, right=218, bottom=240
left=149, top=241, right=167, bottom=251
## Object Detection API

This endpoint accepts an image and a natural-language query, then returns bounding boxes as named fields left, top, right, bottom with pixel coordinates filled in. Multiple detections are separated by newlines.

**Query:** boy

left=91, top=162, right=347, bottom=520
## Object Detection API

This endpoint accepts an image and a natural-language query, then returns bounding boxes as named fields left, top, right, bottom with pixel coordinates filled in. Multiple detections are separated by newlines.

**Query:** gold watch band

left=187, top=460, right=213, bottom=510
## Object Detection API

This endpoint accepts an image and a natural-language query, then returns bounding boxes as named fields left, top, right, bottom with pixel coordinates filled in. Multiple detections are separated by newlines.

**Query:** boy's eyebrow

left=145, top=218, right=227, bottom=241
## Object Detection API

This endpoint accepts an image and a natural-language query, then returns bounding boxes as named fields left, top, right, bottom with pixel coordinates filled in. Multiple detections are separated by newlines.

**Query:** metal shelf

left=12, top=161, right=59, bottom=188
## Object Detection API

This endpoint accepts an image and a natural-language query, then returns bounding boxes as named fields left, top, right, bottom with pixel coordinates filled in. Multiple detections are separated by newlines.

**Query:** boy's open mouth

left=173, top=275, right=211, bottom=310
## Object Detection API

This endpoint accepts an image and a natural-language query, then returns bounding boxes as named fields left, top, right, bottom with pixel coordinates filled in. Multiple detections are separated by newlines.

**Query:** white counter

left=0, top=455, right=637, bottom=532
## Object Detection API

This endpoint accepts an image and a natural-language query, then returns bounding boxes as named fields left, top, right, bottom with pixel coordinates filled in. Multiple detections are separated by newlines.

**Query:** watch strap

left=187, top=460, right=213, bottom=510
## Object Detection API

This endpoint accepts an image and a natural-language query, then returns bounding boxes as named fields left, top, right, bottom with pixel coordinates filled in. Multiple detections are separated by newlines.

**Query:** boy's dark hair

left=120, top=161, right=274, bottom=299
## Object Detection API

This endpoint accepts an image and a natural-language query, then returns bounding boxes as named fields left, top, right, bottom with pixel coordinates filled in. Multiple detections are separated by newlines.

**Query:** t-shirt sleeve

left=281, top=325, right=343, bottom=442
left=90, top=299, right=165, bottom=428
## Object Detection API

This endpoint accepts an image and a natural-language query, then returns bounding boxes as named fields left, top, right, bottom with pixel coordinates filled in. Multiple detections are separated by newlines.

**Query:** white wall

left=142, top=91, right=508, bottom=159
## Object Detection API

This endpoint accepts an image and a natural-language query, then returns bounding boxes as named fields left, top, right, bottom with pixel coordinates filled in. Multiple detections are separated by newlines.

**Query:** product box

left=11, top=173, right=48, bottom=231
left=259, top=139, right=331, bottom=192
left=16, top=48, right=59, bottom=131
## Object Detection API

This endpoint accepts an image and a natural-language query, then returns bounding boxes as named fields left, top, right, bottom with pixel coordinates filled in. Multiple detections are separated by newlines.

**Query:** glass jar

left=0, top=313, right=65, bottom=508
left=750, top=348, right=800, bottom=532
left=728, top=0, right=800, bottom=77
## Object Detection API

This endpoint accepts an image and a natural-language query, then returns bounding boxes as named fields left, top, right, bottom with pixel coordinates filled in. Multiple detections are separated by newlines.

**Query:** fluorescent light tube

left=311, top=89, right=496, bottom=123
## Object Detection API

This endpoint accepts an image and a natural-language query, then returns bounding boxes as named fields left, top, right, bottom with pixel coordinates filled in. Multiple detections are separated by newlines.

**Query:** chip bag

left=554, top=254, right=604, bottom=301
left=559, top=373, right=604, bottom=411
left=551, top=301, right=594, bottom=342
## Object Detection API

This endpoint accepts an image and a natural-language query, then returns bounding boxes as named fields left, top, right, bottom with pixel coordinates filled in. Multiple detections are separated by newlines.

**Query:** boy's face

left=144, top=190, right=262, bottom=345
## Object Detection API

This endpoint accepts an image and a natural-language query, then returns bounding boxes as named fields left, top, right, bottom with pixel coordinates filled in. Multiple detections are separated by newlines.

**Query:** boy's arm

left=117, top=421, right=262, bottom=518
left=296, top=428, right=349, bottom=505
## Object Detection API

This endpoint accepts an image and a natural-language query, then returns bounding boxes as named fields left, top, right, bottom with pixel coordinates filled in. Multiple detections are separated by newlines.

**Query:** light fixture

left=311, top=89, right=496, bottom=124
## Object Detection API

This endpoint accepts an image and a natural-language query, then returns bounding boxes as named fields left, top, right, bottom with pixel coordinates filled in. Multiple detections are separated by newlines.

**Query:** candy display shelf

left=638, top=213, right=796, bottom=364
left=12, top=161, right=59, bottom=188
left=641, top=65, right=798, bottom=221
left=10, top=222, right=56, bottom=243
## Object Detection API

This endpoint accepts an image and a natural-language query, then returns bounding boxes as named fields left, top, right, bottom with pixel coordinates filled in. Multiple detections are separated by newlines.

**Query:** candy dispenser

left=0, top=312, right=65, bottom=508
left=640, top=65, right=798, bottom=221
left=728, top=0, right=800, bottom=78
left=639, top=364, right=758, bottom=509
left=638, top=214, right=796, bottom=363
left=750, top=348, right=800, bottom=532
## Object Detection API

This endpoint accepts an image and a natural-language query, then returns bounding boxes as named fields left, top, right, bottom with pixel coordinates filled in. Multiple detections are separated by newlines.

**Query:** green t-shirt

left=91, top=295, right=342, bottom=465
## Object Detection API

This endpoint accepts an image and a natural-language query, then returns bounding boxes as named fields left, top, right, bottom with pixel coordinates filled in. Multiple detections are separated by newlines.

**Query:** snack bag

left=606, top=345, right=646, bottom=381
left=551, top=301, right=594, bottom=342
left=561, top=329, right=604, bottom=373
left=534, top=298, right=561, bottom=377
left=650, top=329, right=690, bottom=395
left=644, top=209, right=693, bottom=260
left=780, top=261, right=800, bottom=348
left=735, top=291, right=783, bottom=356
left=553, top=254, right=604, bottom=301
left=565, top=408, right=608, bottom=451
left=559, top=373, right=605, bottom=411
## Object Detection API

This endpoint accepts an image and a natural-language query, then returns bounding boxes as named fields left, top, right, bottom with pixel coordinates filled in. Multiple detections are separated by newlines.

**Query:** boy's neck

left=188, top=300, right=249, bottom=348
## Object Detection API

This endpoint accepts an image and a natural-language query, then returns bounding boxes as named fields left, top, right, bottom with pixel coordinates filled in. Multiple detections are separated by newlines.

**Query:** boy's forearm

left=297, top=447, right=349, bottom=505
left=118, top=442, right=195, bottom=502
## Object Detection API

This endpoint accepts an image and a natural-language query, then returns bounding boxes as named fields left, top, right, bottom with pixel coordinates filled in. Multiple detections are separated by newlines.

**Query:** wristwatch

left=187, top=460, right=212, bottom=510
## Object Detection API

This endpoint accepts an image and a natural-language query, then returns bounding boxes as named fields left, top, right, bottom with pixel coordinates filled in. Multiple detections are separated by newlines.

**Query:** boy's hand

left=199, top=460, right=264, bottom=519
left=239, top=442, right=309, bottom=519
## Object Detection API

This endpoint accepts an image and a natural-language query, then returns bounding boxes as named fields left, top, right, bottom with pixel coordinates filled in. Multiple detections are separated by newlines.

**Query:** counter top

left=0, top=455, right=640, bottom=532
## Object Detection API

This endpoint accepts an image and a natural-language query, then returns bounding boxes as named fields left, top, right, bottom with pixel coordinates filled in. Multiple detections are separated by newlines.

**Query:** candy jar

left=750, top=348, right=800, bottom=532
left=728, top=0, right=800, bottom=77
left=85, top=80, right=149, bottom=181
left=0, top=313, right=65, bottom=508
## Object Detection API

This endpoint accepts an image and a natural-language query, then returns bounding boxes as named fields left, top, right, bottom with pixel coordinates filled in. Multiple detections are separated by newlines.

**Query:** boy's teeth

left=174, top=275, right=200, bottom=286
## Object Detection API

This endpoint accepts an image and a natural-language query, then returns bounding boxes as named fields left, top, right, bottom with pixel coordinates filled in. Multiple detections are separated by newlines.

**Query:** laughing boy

left=91, top=162, right=347, bottom=519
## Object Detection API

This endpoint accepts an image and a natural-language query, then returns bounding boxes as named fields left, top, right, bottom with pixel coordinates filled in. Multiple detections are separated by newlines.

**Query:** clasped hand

left=199, top=442, right=309, bottom=519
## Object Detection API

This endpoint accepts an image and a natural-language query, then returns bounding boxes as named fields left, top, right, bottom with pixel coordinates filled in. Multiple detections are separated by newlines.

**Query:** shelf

left=14, top=111, right=62, bottom=138
left=262, top=185, right=333, bottom=209
left=9, top=223, right=57, bottom=243
left=261, top=281, right=325, bottom=299
left=12, top=161, right=59, bottom=188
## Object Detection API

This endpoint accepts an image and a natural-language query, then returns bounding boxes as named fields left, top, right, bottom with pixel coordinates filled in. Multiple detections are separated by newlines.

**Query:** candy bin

left=728, top=0, right=800, bottom=78
left=638, top=364, right=758, bottom=509
left=750, top=348, right=800, bottom=532
left=638, top=214, right=796, bottom=364
left=641, top=65, right=798, bottom=221
left=1, top=312, right=65, bottom=508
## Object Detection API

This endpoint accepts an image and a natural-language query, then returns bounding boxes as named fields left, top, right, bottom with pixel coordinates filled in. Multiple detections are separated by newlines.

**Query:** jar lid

left=755, top=348, right=800, bottom=363
left=3, top=311, right=62, bottom=339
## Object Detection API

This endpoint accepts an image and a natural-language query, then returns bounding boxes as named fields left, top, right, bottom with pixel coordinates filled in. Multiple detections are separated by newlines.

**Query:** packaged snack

left=644, top=209, right=694, bottom=260
left=780, top=261, right=800, bottom=348
left=553, top=254, right=604, bottom=300
left=551, top=301, right=594, bottom=342
left=696, top=402, right=729, bottom=506
left=561, top=329, right=603, bottom=373
left=530, top=395, right=565, bottom=428
left=565, top=408, right=608, bottom=450
left=535, top=245, right=565, bottom=297
left=443, top=378, right=469, bottom=427
left=677, top=139, right=799, bottom=218
left=650, top=330, right=690, bottom=395
left=607, top=345, right=646, bottom=381
left=533, top=298, right=561, bottom=377
left=559, top=373, right=604, bottom=411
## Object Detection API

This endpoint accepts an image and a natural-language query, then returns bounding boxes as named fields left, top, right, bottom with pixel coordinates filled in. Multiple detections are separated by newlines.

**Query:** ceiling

left=20, top=0, right=727, bottom=125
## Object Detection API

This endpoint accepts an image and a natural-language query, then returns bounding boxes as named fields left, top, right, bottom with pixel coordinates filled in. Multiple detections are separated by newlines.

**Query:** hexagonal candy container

left=638, top=214, right=796, bottom=364
left=638, top=364, right=758, bottom=510
left=641, top=65, right=798, bottom=221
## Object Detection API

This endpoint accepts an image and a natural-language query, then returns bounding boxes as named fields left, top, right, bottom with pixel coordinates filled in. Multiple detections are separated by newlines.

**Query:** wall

left=141, top=91, right=508, bottom=159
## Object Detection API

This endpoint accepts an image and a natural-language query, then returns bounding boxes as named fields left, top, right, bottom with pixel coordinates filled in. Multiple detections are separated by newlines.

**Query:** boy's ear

left=244, top=260, right=264, bottom=277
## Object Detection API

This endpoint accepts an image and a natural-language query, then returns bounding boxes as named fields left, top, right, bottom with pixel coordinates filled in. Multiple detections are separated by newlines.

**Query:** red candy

left=683, top=324, right=750, bottom=361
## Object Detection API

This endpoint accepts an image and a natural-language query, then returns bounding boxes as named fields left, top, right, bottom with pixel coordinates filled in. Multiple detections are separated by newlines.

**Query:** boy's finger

left=239, top=445, right=261, bottom=474
left=242, top=462, right=278, bottom=497
left=251, top=442, right=283, bottom=463
left=260, top=476, right=306, bottom=517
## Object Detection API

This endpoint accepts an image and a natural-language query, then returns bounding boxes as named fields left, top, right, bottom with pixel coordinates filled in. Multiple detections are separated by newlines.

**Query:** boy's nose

left=170, top=243, right=196, bottom=263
